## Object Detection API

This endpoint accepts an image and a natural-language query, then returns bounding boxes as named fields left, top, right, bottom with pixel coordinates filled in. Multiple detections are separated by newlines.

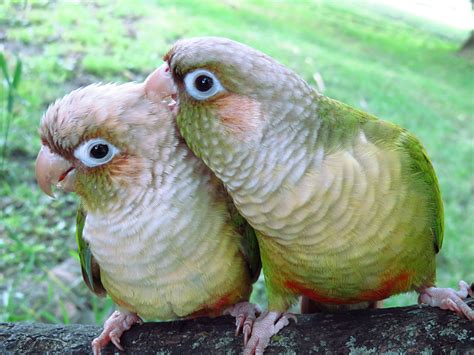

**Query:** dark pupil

left=195, top=75, right=213, bottom=92
left=90, top=144, right=109, bottom=159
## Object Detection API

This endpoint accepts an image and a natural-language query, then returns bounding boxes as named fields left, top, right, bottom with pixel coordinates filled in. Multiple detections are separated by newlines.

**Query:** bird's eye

left=90, top=143, right=109, bottom=159
left=184, top=69, right=224, bottom=100
left=195, top=75, right=213, bottom=92
left=74, top=138, right=119, bottom=168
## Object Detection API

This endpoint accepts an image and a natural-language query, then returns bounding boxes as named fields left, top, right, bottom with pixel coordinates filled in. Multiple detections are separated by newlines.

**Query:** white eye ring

left=74, top=138, right=119, bottom=168
left=184, top=69, right=224, bottom=100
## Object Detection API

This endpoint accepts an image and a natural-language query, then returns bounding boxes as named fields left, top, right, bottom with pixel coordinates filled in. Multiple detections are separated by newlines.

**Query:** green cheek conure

left=150, top=36, right=473, bottom=354
left=35, top=74, right=261, bottom=354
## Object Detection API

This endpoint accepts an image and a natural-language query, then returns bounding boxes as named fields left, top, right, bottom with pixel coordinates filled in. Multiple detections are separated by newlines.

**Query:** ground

left=0, top=0, right=472, bottom=324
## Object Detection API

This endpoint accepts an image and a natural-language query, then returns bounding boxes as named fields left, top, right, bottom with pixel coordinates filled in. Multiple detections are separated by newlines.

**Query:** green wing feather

left=366, top=119, right=445, bottom=253
left=233, top=211, right=261, bottom=283
left=318, top=98, right=444, bottom=253
left=361, top=116, right=444, bottom=254
left=76, top=205, right=107, bottom=296
left=396, top=130, right=444, bottom=253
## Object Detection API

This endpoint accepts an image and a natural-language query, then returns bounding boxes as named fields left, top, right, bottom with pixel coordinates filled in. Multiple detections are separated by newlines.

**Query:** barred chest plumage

left=82, top=143, right=249, bottom=320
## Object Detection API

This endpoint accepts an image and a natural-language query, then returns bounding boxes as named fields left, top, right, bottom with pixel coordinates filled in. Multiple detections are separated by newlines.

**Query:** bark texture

left=460, top=30, right=474, bottom=53
left=1, top=301, right=473, bottom=354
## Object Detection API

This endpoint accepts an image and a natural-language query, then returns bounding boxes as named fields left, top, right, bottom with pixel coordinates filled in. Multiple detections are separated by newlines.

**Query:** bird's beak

left=144, top=62, right=177, bottom=112
left=35, top=145, right=76, bottom=198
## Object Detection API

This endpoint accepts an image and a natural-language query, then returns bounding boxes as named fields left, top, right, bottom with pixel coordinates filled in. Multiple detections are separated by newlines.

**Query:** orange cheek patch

left=213, top=94, right=262, bottom=136
left=108, top=155, right=146, bottom=183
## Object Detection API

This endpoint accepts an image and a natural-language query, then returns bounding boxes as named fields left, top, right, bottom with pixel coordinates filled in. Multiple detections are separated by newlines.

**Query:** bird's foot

left=224, top=301, right=261, bottom=344
left=418, top=280, right=473, bottom=320
left=91, top=310, right=142, bottom=355
left=243, top=311, right=296, bottom=355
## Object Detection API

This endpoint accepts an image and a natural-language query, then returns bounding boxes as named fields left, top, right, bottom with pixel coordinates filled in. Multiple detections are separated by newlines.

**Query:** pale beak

left=144, top=62, right=177, bottom=111
left=35, top=145, right=75, bottom=198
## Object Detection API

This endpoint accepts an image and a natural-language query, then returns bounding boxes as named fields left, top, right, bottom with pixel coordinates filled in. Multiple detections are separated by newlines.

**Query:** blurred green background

left=0, top=0, right=473, bottom=324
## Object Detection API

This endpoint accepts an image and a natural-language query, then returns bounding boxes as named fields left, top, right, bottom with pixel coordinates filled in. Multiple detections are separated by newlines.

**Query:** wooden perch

left=1, top=301, right=473, bottom=354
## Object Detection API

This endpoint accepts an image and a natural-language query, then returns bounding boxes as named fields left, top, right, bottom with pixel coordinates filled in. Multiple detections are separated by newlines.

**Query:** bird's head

left=145, top=37, right=313, bottom=160
left=36, top=77, right=175, bottom=211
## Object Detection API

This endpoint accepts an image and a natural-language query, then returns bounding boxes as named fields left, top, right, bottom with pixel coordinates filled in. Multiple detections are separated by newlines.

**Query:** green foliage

left=0, top=52, right=22, bottom=172
left=0, top=0, right=472, bottom=324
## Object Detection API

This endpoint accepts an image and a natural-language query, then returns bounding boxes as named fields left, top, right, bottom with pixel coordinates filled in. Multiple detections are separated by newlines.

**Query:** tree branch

left=1, top=301, right=473, bottom=353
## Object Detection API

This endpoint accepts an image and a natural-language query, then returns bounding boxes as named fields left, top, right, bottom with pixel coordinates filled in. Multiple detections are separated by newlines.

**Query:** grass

left=0, top=53, right=22, bottom=172
left=0, top=0, right=472, bottom=324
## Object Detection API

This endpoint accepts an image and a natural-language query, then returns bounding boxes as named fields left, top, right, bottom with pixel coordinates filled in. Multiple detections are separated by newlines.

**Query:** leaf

left=7, top=92, right=13, bottom=114
left=0, top=53, right=11, bottom=85
left=12, top=58, right=22, bottom=89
